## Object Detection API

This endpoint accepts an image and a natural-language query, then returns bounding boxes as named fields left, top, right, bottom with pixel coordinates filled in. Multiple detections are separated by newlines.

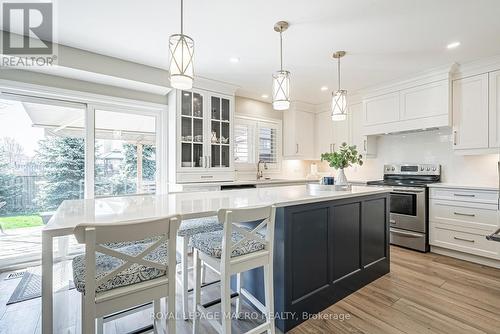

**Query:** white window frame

left=234, top=115, right=282, bottom=171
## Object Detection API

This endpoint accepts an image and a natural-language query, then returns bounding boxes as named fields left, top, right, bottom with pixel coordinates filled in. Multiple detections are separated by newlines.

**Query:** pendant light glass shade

left=169, top=33, right=194, bottom=89
left=272, top=70, right=290, bottom=110
left=331, top=89, right=347, bottom=121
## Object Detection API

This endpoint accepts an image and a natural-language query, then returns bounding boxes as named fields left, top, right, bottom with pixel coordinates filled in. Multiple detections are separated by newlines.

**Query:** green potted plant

left=321, top=143, right=363, bottom=185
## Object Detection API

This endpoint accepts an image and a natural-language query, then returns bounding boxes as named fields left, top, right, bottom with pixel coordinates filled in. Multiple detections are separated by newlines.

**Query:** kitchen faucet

left=257, top=160, right=268, bottom=180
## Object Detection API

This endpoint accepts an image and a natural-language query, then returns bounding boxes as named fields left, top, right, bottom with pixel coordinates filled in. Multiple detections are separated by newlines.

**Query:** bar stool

left=72, top=215, right=180, bottom=334
left=191, top=205, right=276, bottom=334
left=177, top=216, right=223, bottom=319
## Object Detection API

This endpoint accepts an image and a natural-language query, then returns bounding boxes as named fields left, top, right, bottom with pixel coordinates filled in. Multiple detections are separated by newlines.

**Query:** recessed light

left=447, top=41, right=461, bottom=49
left=229, top=57, right=240, bottom=63
left=261, top=94, right=269, bottom=98
left=320, top=86, right=328, bottom=91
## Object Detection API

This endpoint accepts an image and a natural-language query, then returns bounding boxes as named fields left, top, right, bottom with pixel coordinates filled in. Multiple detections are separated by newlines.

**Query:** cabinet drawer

left=429, top=188, right=498, bottom=204
left=176, top=171, right=234, bottom=183
left=430, top=199, right=498, bottom=232
left=430, top=225, right=499, bottom=259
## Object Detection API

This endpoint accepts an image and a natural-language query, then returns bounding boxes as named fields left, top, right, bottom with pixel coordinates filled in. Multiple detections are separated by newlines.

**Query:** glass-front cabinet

left=171, top=88, right=234, bottom=183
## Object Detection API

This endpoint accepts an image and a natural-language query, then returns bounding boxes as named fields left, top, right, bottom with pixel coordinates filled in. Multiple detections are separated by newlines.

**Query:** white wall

left=317, top=128, right=499, bottom=187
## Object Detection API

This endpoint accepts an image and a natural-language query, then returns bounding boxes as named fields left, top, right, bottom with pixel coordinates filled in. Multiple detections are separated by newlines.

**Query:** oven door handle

left=391, top=188, right=424, bottom=193
left=390, top=228, right=423, bottom=238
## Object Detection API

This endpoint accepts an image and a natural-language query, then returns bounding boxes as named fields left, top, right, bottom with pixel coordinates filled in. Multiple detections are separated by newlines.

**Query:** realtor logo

left=1, top=1, right=57, bottom=67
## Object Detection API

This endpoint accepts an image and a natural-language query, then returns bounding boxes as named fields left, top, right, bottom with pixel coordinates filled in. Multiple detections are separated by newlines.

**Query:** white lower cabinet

left=429, top=186, right=500, bottom=264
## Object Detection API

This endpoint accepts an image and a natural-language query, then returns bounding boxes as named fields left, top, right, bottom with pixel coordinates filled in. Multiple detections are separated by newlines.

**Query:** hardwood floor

left=0, top=246, right=499, bottom=334
left=291, top=246, right=500, bottom=334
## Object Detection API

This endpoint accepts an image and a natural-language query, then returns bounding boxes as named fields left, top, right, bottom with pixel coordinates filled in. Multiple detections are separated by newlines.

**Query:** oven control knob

left=386, top=167, right=390, bottom=171
left=432, top=167, right=436, bottom=171
left=426, top=167, right=430, bottom=171
left=391, top=167, right=395, bottom=171
left=420, top=167, right=424, bottom=171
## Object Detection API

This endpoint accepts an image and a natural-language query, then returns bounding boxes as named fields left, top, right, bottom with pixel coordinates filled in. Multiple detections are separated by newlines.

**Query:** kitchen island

left=42, top=185, right=390, bottom=333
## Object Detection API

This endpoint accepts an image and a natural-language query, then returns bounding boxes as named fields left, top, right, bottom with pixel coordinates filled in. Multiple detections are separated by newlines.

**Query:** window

left=234, top=116, right=281, bottom=169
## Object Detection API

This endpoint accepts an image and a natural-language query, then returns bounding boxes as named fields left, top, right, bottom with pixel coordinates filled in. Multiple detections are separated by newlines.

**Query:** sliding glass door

left=0, top=94, right=163, bottom=268
left=94, top=108, right=158, bottom=197
left=0, top=95, right=86, bottom=267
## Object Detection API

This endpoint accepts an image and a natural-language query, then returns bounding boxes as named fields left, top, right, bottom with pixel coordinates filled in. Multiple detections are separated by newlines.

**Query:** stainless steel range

left=367, top=163, right=441, bottom=252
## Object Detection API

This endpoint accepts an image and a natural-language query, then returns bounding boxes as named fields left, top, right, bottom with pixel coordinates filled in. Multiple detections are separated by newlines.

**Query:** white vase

left=336, top=168, right=348, bottom=185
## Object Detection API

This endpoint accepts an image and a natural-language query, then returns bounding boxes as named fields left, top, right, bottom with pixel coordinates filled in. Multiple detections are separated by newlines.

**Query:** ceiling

left=35, top=0, right=500, bottom=103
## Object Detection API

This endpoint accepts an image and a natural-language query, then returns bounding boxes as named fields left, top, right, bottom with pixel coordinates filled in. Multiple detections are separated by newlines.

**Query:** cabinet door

left=315, top=111, right=334, bottom=157
left=350, top=102, right=376, bottom=157
left=179, top=90, right=206, bottom=169
left=332, top=118, right=349, bottom=152
left=400, top=80, right=448, bottom=121
left=295, top=110, right=315, bottom=158
left=284, top=110, right=314, bottom=159
left=363, top=92, right=400, bottom=126
left=209, top=94, right=232, bottom=169
left=489, top=70, right=500, bottom=148
left=452, top=74, right=489, bottom=150
left=283, top=110, right=297, bottom=157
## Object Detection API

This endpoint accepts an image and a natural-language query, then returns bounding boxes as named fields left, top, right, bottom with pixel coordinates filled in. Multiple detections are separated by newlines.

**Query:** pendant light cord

left=180, top=0, right=184, bottom=35
left=337, top=56, right=341, bottom=91
left=280, top=31, right=283, bottom=71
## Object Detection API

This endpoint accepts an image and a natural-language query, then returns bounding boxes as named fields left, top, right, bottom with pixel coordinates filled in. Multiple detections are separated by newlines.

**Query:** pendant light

left=331, top=51, right=347, bottom=121
left=272, top=21, right=290, bottom=111
left=169, top=0, right=194, bottom=89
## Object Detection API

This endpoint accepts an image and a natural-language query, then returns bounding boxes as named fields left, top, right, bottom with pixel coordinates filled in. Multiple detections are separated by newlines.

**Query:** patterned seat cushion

left=191, top=229, right=266, bottom=258
left=178, top=216, right=222, bottom=237
left=72, top=239, right=179, bottom=294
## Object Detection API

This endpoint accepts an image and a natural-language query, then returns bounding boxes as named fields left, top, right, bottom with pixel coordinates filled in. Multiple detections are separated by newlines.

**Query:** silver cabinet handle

left=454, top=193, right=475, bottom=197
left=332, top=143, right=335, bottom=152
left=363, top=139, right=367, bottom=151
left=200, top=175, right=213, bottom=179
left=454, top=236, right=475, bottom=243
left=453, top=130, right=457, bottom=145
left=390, top=219, right=396, bottom=225
left=329, top=144, right=332, bottom=152
left=208, top=155, right=211, bottom=168
left=453, top=212, right=476, bottom=217
left=296, top=143, right=299, bottom=154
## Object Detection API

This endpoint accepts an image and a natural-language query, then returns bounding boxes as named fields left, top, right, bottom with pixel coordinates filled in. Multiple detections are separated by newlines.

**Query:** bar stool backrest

left=217, top=205, right=276, bottom=262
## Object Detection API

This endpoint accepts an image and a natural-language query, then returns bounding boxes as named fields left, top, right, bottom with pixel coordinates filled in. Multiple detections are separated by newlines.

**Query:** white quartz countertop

left=428, top=183, right=499, bottom=192
left=44, top=185, right=389, bottom=234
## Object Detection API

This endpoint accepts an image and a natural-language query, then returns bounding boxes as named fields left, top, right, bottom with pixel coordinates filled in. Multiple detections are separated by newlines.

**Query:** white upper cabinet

left=452, top=74, right=489, bottom=150
left=314, top=111, right=334, bottom=158
left=363, top=92, right=400, bottom=127
left=400, top=80, right=449, bottom=121
left=360, top=67, right=452, bottom=135
left=283, top=107, right=315, bottom=159
left=489, top=70, right=500, bottom=148
left=349, top=102, right=377, bottom=158
left=314, top=111, right=349, bottom=158
left=168, top=89, right=235, bottom=183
